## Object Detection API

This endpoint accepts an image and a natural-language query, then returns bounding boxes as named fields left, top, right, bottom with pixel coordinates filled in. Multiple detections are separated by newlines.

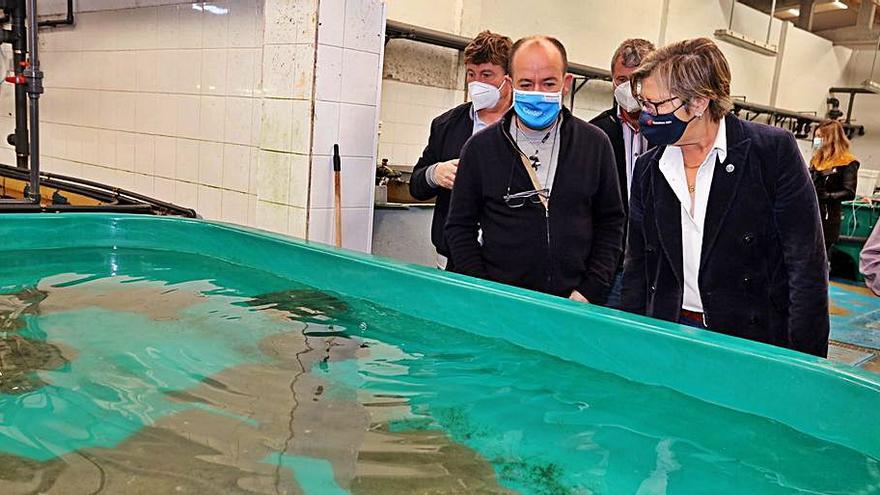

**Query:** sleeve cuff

left=578, top=278, right=611, bottom=306
left=425, top=163, right=440, bottom=188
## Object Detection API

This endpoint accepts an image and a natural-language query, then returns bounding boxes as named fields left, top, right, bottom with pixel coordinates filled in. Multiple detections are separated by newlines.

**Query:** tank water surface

left=0, top=246, right=877, bottom=494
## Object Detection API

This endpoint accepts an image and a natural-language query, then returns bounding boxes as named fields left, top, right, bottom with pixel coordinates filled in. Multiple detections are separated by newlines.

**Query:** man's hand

left=569, top=290, right=590, bottom=303
left=432, top=159, right=459, bottom=190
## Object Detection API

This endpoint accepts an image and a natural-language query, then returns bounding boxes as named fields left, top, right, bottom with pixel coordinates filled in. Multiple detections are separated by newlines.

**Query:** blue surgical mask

left=638, top=106, right=694, bottom=146
left=513, top=89, right=562, bottom=129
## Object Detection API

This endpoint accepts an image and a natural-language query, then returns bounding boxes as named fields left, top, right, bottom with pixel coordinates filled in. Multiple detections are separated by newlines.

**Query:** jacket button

left=649, top=285, right=656, bottom=293
left=743, top=233, right=755, bottom=245
left=645, top=245, right=655, bottom=254
left=743, top=275, right=752, bottom=287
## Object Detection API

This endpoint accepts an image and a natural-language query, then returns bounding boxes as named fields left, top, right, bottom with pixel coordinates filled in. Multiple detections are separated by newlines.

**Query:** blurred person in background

left=810, top=119, right=859, bottom=255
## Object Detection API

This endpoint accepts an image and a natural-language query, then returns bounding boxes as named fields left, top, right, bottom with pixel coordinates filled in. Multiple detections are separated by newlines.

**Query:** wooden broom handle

left=334, top=172, right=342, bottom=248
left=333, top=144, right=342, bottom=248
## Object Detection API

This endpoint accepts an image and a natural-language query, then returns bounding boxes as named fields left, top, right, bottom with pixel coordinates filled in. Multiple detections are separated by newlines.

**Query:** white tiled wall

left=0, top=0, right=386, bottom=253
left=378, top=79, right=461, bottom=167
left=309, top=0, right=384, bottom=252
left=0, top=1, right=264, bottom=226
left=255, top=0, right=316, bottom=238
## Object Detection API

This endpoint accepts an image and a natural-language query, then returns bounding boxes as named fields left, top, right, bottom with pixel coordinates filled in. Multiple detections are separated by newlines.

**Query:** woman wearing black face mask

left=810, top=119, right=859, bottom=254
left=619, top=38, right=830, bottom=358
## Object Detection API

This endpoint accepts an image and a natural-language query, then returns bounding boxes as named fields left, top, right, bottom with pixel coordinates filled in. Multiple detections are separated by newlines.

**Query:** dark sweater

left=409, top=103, right=474, bottom=257
left=445, top=108, right=625, bottom=303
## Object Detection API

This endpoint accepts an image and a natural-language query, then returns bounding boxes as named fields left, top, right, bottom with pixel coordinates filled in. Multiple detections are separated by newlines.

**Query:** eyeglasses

left=503, top=187, right=550, bottom=208
left=637, top=95, right=686, bottom=116
left=502, top=151, right=550, bottom=208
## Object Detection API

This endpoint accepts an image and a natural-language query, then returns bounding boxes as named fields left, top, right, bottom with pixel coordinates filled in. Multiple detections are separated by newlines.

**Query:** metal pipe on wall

left=766, top=0, right=777, bottom=44
left=386, top=17, right=861, bottom=137
left=10, top=0, right=27, bottom=170
left=24, top=0, right=41, bottom=203
left=385, top=20, right=611, bottom=81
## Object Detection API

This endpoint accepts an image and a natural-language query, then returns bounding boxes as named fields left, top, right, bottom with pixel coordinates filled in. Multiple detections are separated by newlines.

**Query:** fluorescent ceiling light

left=192, top=4, right=229, bottom=15
left=864, top=79, right=880, bottom=94
left=776, top=0, right=848, bottom=18
left=714, top=28, right=778, bottom=56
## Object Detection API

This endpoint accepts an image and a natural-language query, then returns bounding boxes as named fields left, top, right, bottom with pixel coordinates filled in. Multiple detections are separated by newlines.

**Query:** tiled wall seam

left=305, top=0, right=383, bottom=252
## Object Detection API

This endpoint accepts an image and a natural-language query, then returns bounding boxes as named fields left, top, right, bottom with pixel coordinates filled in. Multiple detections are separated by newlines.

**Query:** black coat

left=445, top=107, right=625, bottom=303
left=812, top=160, right=859, bottom=249
left=621, top=114, right=830, bottom=357
left=409, top=103, right=474, bottom=257
left=589, top=106, right=629, bottom=212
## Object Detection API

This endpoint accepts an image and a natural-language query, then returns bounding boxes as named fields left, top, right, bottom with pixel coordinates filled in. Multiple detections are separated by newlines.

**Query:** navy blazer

left=620, top=114, right=830, bottom=357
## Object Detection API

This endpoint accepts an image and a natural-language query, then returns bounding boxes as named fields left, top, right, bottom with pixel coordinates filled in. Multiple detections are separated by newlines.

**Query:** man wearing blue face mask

left=445, top=36, right=625, bottom=304
left=409, top=31, right=513, bottom=270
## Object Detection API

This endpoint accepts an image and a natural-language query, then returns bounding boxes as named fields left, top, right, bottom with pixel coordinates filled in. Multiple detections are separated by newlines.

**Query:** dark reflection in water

left=244, top=289, right=350, bottom=324
left=0, top=247, right=513, bottom=495
left=0, top=288, right=45, bottom=332
left=0, top=288, right=69, bottom=394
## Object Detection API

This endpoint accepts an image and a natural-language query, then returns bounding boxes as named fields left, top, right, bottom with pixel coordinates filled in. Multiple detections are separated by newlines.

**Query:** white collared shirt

left=470, top=103, right=489, bottom=134
left=658, top=118, right=727, bottom=312
left=618, top=108, right=648, bottom=201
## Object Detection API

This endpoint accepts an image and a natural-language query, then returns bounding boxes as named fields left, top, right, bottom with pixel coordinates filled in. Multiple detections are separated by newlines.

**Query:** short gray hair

left=611, top=38, right=655, bottom=70
left=631, top=38, right=732, bottom=122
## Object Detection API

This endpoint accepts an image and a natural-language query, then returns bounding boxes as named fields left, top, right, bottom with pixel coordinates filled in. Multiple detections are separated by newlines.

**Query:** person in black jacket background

left=810, top=119, right=860, bottom=254
left=446, top=36, right=624, bottom=304
left=408, top=31, right=513, bottom=269
left=590, top=39, right=655, bottom=204
left=621, top=38, right=829, bottom=357
left=589, top=38, right=654, bottom=308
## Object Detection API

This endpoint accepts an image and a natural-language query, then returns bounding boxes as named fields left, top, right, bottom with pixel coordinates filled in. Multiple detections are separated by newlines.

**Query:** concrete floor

left=829, top=281, right=880, bottom=374
left=371, top=204, right=437, bottom=267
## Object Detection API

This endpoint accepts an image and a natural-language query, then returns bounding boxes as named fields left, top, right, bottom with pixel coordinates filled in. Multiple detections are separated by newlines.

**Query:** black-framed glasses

left=503, top=187, right=550, bottom=208
left=502, top=150, right=550, bottom=208
left=638, top=95, right=686, bottom=116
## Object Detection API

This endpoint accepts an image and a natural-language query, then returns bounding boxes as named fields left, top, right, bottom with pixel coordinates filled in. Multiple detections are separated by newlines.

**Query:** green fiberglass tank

left=0, top=213, right=877, bottom=495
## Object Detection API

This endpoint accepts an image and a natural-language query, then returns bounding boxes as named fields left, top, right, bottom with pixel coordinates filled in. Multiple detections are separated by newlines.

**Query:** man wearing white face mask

left=409, top=31, right=513, bottom=270
left=446, top=36, right=624, bottom=303
left=590, top=39, right=654, bottom=309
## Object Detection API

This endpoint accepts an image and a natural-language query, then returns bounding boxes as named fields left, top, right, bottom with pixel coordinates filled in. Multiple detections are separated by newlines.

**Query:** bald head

left=509, top=36, right=568, bottom=77
left=507, top=36, right=571, bottom=94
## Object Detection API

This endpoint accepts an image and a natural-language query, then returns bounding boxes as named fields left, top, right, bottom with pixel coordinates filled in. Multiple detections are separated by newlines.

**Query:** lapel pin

left=725, top=164, right=735, bottom=173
